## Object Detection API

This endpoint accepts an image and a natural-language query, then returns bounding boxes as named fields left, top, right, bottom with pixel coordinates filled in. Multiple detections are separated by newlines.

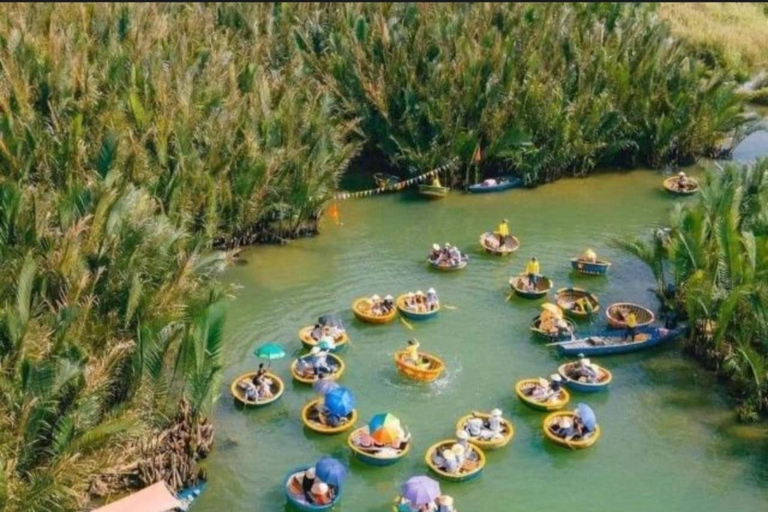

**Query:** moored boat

left=374, top=172, right=400, bottom=189
left=298, top=326, right=349, bottom=351
left=467, top=177, right=522, bottom=193
left=663, top=176, right=700, bottom=195
left=394, top=350, right=445, bottom=382
left=555, top=326, right=685, bottom=356
left=530, top=315, right=576, bottom=341
left=418, top=184, right=450, bottom=198
left=606, top=302, right=654, bottom=329
left=455, top=412, right=514, bottom=450
left=424, top=439, right=486, bottom=482
left=396, top=294, right=440, bottom=320
left=479, top=232, right=520, bottom=255
left=284, top=466, right=343, bottom=510
left=570, top=257, right=611, bottom=275
left=509, top=274, right=553, bottom=299
left=557, top=361, right=613, bottom=393
left=301, top=398, right=358, bottom=435
left=554, top=287, right=600, bottom=318
left=514, top=378, right=570, bottom=411
left=347, top=426, right=411, bottom=466
left=290, top=354, right=346, bottom=385
left=230, top=371, right=284, bottom=407
left=542, top=411, right=601, bottom=449
left=352, top=297, right=397, bottom=324
left=176, top=481, right=206, bottom=511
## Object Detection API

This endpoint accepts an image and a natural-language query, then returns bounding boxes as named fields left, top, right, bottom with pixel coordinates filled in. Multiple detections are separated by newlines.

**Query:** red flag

left=328, top=202, right=340, bottom=226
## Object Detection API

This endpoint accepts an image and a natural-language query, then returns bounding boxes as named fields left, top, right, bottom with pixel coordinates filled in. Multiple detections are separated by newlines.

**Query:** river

left=193, top=136, right=768, bottom=512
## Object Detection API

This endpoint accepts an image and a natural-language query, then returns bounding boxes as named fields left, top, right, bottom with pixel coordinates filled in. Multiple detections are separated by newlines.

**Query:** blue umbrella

left=577, top=403, right=597, bottom=431
left=401, top=475, right=441, bottom=506
left=313, top=378, right=340, bottom=395
left=315, top=457, right=347, bottom=487
left=324, top=387, right=355, bottom=416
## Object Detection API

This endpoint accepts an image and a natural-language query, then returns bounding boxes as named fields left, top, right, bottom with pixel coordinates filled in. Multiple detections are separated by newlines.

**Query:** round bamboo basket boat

left=557, top=362, right=613, bottom=393
left=301, top=398, right=357, bottom=435
left=352, top=297, right=397, bottom=324
left=542, top=411, right=601, bottom=449
left=479, top=232, right=520, bottom=255
left=284, top=466, right=343, bottom=510
left=424, top=439, right=486, bottom=482
left=509, top=275, right=553, bottom=299
left=530, top=315, right=576, bottom=341
left=554, top=287, right=600, bottom=318
left=427, top=257, right=468, bottom=271
left=290, top=354, right=345, bottom=385
left=298, top=326, right=349, bottom=351
left=663, top=176, right=700, bottom=195
left=395, top=294, right=440, bottom=320
left=394, top=350, right=445, bottom=382
left=514, top=378, right=570, bottom=411
left=230, top=371, right=284, bottom=407
left=347, top=427, right=411, bottom=466
left=455, top=413, right=514, bottom=450
left=606, top=302, right=654, bottom=329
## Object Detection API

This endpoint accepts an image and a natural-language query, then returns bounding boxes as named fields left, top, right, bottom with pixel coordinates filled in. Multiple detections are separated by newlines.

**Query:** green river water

left=194, top=143, right=768, bottom=512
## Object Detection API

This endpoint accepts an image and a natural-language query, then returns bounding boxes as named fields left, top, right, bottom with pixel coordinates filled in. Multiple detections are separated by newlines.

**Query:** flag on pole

left=328, top=202, right=340, bottom=225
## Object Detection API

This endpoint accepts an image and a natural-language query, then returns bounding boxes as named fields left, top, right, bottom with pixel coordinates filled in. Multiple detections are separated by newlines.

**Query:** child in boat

left=426, top=288, right=439, bottom=310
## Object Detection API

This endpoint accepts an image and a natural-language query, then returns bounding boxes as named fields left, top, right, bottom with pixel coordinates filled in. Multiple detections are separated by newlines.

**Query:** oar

left=400, top=317, right=414, bottom=330
left=443, top=304, right=458, bottom=310
left=545, top=339, right=578, bottom=347
left=505, top=293, right=514, bottom=302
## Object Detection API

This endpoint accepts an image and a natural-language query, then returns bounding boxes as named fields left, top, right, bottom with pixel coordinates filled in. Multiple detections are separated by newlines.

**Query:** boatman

left=676, top=171, right=689, bottom=191
left=624, top=310, right=638, bottom=341
left=525, top=257, right=540, bottom=288
left=405, top=339, right=420, bottom=365
left=495, top=218, right=509, bottom=245
left=580, top=248, right=597, bottom=263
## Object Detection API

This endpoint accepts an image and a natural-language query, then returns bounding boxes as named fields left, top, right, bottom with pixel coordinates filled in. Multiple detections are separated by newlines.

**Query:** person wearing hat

left=426, top=288, right=439, bottom=311
left=252, top=363, right=267, bottom=387
left=455, top=429, right=471, bottom=454
left=404, top=338, right=421, bottom=365
left=624, top=309, right=638, bottom=341
left=574, top=354, right=598, bottom=382
left=383, top=294, right=395, bottom=313
left=525, top=257, right=540, bottom=289
left=310, top=346, right=331, bottom=377
left=549, top=374, right=563, bottom=394
left=676, top=171, right=690, bottom=191
left=466, top=416, right=484, bottom=437
left=430, top=243, right=441, bottom=261
left=495, top=218, right=510, bottom=245
left=405, top=291, right=416, bottom=309
left=437, top=495, right=455, bottom=512
left=301, top=466, right=317, bottom=501
left=450, top=443, right=466, bottom=469
left=441, top=448, right=459, bottom=474
left=488, top=408, right=504, bottom=435
left=553, top=415, right=576, bottom=440
left=369, top=294, right=383, bottom=316
left=311, top=480, right=331, bottom=505
left=580, top=248, right=598, bottom=263
left=414, top=290, right=426, bottom=313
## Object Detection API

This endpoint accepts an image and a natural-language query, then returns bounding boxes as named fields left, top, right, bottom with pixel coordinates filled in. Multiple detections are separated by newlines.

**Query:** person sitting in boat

left=440, top=448, right=459, bottom=474
left=550, top=415, right=577, bottom=440
left=455, top=429, right=472, bottom=455
left=252, top=363, right=268, bottom=387
left=676, top=171, right=690, bottom=190
left=624, top=310, right=638, bottom=341
left=450, top=443, right=466, bottom=469
left=436, top=495, right=456, bottom=512
left=482, top=178, right=498, bottom=187
left=466, top=416, right=484, bottom=437
left=369, top=294, right=383, bottom=315
left=555, top=317, right=574, bottom=339
left=383, top=294, right=395, bottom=313
left=404, top=291, right=416, bottom=309
left=309, top=346, right=331, bottom=376
left=572, top=354, right=598, bottom=382
left=487, top=408, right=504, bottom=437
left=525, top=257, right=540, bottom=289
left=242, top=379, right=259, bottom=401
left=495, top=218, right=510, bottom=245
left=300, top=467, right=317, bottom=502
left=257, top=375, right=274, bottom=400
left=550, top=374, right=563, bottom=394
left=447, top=245, right=462, bottom=264
left=538, top=309, right=556, bottom=333
left=412, top=291, right=426, bottom=312
left=426, top=288, right=439, bottom=310
left=579, top=248, right=598, bottom=263
left=310, top=323, right=324, bottom=340
left=310, top=481, right=332, bottom=506
left=430, top=243, right=441, bottom=262
left=574, top=407, right=596, bottom=436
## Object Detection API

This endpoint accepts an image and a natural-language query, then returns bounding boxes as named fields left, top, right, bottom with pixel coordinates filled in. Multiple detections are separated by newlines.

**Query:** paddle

left=545, top=339, right=579, bottom=347
left=442, top=304, right=458, bottom=310
left=400, top=317, right=414, bottom=330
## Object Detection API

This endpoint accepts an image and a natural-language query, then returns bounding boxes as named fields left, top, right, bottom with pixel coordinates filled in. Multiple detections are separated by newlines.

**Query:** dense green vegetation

left=617, top=158, right=768, bottom=421
left=0, top=3, right=758, bottom=510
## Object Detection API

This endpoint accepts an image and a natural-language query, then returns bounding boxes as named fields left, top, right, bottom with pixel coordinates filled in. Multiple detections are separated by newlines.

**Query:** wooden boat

left=455, top=413, right=514, bottom=450
left=301, top=398, right=357, bottom=435
left=352, top=297, right=397, bottom=324
left=427, top=256, right=468, bottom=271
left=479, top=232, right=520, bottom=256
left=514, top=378, right=570, bottom=411
left=555, top=326, right=685, bottom=356
left=606, top=302, right=654, bottom=329
left=554, top=288, right=600, bottom=318
left=424, top=439, right=487, bottom=482
left=509, top=275, right=553, bottom=299
left=542, top=411, right=601, bottom=449
left=374, top=172, right=400, bottom=189
left=284, top=466, right=343, bottom=510
left=663, top=176, right=700, bottom=195
left=418, top=184, right=450, bottom=198
left=290, top=354, right=346, bottom=384
left=177, top=481, right=206, bottom=511
left=570, top=257, right=611, bottom=275
left=557, top=362, right=613, bottom=393
left=467, top=177, right=522, bottom=193
left=530, top=315, right=576, bottom=341
left=394, top=350, right=445, bottom=382
left=395, top=294, right=440, bottom=320
left=230, top=371, right=284, bottom=407
left=298, top=326, right=349, bottom=351
left=347, top=426, right=410, bottom=466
